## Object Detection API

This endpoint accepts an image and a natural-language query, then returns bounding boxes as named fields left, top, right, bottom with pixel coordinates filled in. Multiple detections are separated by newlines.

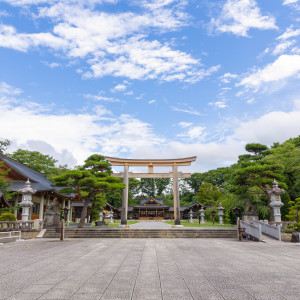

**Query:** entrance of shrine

left=105, top=156, right=197, bottom=226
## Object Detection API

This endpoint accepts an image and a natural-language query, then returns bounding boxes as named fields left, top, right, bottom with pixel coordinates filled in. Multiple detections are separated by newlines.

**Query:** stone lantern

left=199, top=207, right=205, bottom=224
left=217, top=203, right=225, bottom=225
left=19, top=179, right=36, bottom=221
left=268, top=180, right=285, bottom=224
left=189, top=209, right=193, bottom=223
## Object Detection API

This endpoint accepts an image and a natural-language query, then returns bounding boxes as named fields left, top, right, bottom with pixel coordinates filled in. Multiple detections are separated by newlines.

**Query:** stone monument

left=242, top=199, right=258, bottom=223
left=268, top=180, right=284, bottom=224
left=199, top=207, right=205, bottom=224
left=217, top=203, right=224, bottom=225
left=43, top=199, right=60, bottom=228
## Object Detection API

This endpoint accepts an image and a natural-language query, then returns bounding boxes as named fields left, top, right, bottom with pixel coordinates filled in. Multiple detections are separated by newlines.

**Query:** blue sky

left=1, top=0, right=300, bottom=172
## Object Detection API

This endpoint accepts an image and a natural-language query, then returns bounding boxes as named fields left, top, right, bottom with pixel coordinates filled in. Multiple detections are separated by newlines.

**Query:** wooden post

left=173, top=164, right=181, bottom=225
left=121, top=164, right=129, bottom=225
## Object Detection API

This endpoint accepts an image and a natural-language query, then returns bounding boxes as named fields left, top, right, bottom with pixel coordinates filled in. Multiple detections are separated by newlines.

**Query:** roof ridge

left=0, top=153, right=54, bottom=185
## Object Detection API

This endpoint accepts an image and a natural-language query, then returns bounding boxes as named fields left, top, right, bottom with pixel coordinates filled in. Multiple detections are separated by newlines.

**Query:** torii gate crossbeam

left=105, top=156, right=197, bottom=226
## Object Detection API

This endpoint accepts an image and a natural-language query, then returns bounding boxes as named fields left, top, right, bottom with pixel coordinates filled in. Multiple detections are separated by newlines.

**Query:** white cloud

left=210, top=0, right=277, bottom=37
left=0, top=82, right=22, bottom=95
left=239, top=55, right=300, bottom=89
left=220, top=72, right=238, bottom=83
left=0, top=24, right=68, bottom=52
left=177, top=126, right=206, bottom=140
left=178, top=122, right=192, bottom=128
left=42, top=61, right=60, bottom=68
left=234, top=110, right=300, bottom=144
left=277, top=26, right=300, bottom=40
left=283, top=0, right=299, bottom=5
left=0, top=1, right=216, bottom=83
left=148, top=100, right=156, bottom=104
left=171, top=105, right=204, bottom=116
left=272, top=40, right=295, bottom=55
left=111, top=84, right=127, bottom=93
left=83, top=94, right=120, bottom=102
left=209, top=101, right=227, bottom=108
left=2, top=82, right=300, bottom=172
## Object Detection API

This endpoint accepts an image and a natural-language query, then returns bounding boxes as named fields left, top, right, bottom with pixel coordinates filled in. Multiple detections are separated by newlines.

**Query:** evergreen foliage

left=54, top=154, right=125, bottom=228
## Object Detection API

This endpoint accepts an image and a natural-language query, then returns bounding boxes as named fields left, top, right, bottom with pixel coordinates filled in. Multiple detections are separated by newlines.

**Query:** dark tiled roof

left=133, top=205, right=169, bottom=209
left=0, top=154, right=70, bottom=198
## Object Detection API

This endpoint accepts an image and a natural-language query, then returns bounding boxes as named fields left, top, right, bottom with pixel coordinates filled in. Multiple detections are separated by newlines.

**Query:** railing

left=0, top=231, right=24, bottom=242
left=241, top=221, right=262, bottom=241
left=253, top=220, right=281, bottom=241
left=0, top=221, right=35, bottom=231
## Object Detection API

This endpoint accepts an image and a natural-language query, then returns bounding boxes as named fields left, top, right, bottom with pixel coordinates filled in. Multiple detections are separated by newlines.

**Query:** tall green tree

left=54, top=155, right=125, bottom=228
left=140, top=178, right=170, bottom=198
left=269, top=136, right=300, bottom=202
left=231, top=143, right=286, bottom=221
left=0, top=139, right=11, bottom=154
left=8, top=149, right=57, bottom=176
left=195, top=182, right=222, bottom=206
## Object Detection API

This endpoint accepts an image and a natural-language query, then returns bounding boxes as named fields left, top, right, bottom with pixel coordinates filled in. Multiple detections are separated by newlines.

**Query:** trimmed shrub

left=0, top=213, right=16, bottom=221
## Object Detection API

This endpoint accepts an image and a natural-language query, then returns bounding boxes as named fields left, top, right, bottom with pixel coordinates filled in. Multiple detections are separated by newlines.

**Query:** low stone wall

left=241, top=221, right=261, bottom=241
left=21, top=231, right=39, bottom=239
left=253, top=220, right=281, bottom=240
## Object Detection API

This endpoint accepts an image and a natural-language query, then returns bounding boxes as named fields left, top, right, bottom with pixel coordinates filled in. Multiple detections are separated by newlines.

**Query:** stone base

left=118, top=225, right=130, bottom=228
left=171, top=225, right=184, bottom=228
left=291, top=232, right=300, bottom=243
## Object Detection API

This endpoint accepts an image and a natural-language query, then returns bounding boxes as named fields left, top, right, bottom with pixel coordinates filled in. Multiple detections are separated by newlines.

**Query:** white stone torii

left=105, top=156, right=197, bottom=226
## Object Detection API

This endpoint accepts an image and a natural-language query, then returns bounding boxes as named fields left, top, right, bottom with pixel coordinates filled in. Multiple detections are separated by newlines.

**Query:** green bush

left=0, top=213, right=16, bottom=221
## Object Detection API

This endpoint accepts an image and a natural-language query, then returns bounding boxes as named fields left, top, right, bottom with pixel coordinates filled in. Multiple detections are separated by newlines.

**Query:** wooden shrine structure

left=105, top=156, right=197, bottom=226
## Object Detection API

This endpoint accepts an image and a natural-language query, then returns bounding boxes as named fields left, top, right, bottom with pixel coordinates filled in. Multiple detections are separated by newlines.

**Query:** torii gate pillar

left=121, top=164, right=129, bottom=225
left=105, top=156, right=197, bottom=227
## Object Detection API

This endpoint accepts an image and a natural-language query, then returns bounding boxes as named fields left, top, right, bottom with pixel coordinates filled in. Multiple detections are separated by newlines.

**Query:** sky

left=1, top=0, right=300, bottom=173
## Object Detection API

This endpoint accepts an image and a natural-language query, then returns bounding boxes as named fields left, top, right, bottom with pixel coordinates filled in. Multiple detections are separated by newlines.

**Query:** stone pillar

left=172, top=164, right=181, bottom=226
left=14, top=194, right=19, bottom=218
left=200, top=207, right=205, bottom=224
left=189, top=209, right=193, bottom=223
left=62, top=199, right=66, bottom=209
left=121, top=164, right=129, bottom=225
left=39, top=193, right=44, bottom=220
left=46, top=195, right=51, bottom=207
left=67, top=200, right=71, bottom=222
left=217, top=203, right=224, bottom=225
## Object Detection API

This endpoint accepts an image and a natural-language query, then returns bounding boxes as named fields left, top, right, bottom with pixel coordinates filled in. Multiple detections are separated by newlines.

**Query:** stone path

left=129, top=221, right=172, bottom=229
left=1, top=238, right=300, bottom=299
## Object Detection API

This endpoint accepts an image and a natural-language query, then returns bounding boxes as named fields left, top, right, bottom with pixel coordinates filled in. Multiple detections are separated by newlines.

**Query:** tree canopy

left=54, top=154, right=125, bottom=227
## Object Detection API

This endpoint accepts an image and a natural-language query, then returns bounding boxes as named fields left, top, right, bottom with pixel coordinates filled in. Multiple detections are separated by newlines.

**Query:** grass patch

left=106, top=220, right=139, bottom=227
left=164, top=220, right=235, bottom=227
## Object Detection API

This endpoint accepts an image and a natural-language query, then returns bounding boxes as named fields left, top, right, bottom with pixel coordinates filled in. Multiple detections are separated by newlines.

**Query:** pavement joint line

left=4, top=239, right=121, bottom=300
left=155, top=240, right=164, bottom=300
left=130, top=239, right=147, bottom=300
left=99, top=239, right=140, bottom=300
left=186, top=239, right=286, bottom=300
left=3, top=240, right=93, bottom=299
left=164, top=240, right=195, bottom=300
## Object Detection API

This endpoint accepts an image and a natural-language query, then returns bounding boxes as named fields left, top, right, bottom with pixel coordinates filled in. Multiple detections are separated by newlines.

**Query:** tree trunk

left=78, top=196, right=91, bottom=228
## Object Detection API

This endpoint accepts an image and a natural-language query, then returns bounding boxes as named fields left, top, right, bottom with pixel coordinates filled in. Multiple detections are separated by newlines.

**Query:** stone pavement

left=1, top=238, right=300, bottom=300
left=129, top=221, right=172, bottom=229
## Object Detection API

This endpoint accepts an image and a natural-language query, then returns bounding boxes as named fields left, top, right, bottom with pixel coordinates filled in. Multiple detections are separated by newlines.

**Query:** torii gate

left=105, top=156, right=197, bottom=226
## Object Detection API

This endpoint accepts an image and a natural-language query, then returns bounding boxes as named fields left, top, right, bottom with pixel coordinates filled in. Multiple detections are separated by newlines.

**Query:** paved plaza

left=1, top=238, right=300, bottom=300
left=129, top=222, right=172, bottom=229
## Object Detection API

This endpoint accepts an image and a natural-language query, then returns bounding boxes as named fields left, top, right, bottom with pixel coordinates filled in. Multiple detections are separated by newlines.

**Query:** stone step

left=43, top=228, right=237, bottom=238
